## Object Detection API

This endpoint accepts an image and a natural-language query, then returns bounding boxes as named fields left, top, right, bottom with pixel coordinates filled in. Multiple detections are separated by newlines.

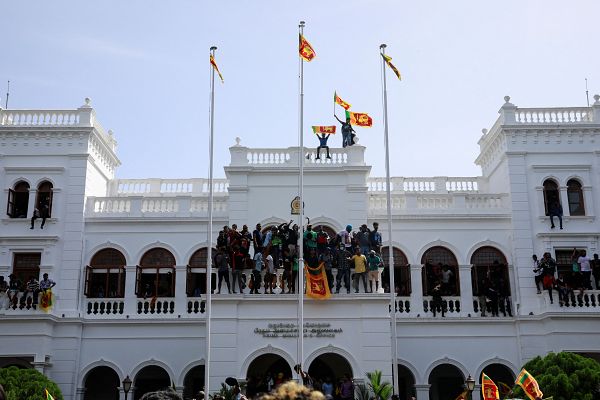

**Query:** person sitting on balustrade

left=431, top=281, right=445, bottom=317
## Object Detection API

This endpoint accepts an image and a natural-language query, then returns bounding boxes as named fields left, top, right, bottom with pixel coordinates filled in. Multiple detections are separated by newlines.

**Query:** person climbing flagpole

left=380, top=43, right=401, bottom=396
left=206, top=45, right=223, bottom=394
left=297, top=20, right=316, bottom=381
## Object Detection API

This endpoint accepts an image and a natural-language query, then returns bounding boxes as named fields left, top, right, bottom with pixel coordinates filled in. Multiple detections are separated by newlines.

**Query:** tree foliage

left=366, top=370, right=393, bottom=400
left=0, top=366, right=63, bottom=400
left=514, top=352, right=600, bottom=400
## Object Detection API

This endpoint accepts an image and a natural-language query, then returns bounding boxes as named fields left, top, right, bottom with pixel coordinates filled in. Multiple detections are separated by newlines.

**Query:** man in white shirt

left=532, top=254, right=543, bottom=294
left=264, top=252, right=275, bottom=294
left=577, top=249, right=592, bottom=290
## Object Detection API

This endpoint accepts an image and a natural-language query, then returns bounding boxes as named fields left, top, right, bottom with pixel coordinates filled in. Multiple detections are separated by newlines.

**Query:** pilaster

left=409, top=265, right=424, bottom=315
left=458, top=265, right=475, bottom=316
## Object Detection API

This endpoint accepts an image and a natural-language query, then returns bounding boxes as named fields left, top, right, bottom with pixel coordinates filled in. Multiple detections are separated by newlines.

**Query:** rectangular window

left=135, top=266, right=175, bottom=298
left=186, top=266, right=216, bottom=296
left=84, top=266, right=125, bottom=298
left=555, top=248, right=585, bottom=276
left=12, top=253, right=41, bottom=284
left=6, top=189, right=29, bottom=218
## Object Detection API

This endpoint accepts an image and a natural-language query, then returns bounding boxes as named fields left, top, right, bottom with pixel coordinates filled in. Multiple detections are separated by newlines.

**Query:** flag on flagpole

left=45, top=389, right=55, bottom=400
left=210, top=54, right=224, bottom=83
left=299, top=34, right=316, bottom=61
left=334, top=91, right=351, bottom=110
left=304, top=263, right=331, bottom=299
left=481, top=373, right=500, bottom=400
left=312, top=126, right=336, bottom=134
left=382, top=54, right=401, bottom=80
left=345, top=110, right=373, bottom=127
left=515, top=369, right=543, bottom=400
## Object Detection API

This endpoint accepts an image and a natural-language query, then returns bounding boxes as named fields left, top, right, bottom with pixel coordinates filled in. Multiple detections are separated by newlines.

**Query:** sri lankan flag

left=40, top=289, right=54, bottom=313
left=299, top=34, right=316, bottom=61
left=515, top=369, right=543, bottom=400
left=210, top=54, right=224, bottom=83
left=45, top=389, right=55, bottom=400
left=382, top=54, right=401, bottom=80
left=481, top=373, right=499, bottom=400
left=345, top=110, right=373, bottom=127
left=304, top=262, right=331, bottom=299
left=334, top=91, right=351, bottom=110
left=312, top=126, right=336, bottom=134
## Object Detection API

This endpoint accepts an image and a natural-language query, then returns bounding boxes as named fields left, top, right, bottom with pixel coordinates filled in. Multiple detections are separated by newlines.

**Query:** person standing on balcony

left=356, top=224, right=371, bottom=256
left=231, top=245, right=245, bottom=294
left=240, top=225, right=252, bottom=256
left=252, top=223, right=263, bottom=256
left=315, top=226, right=329, bottom=256
left=334, top=114, right=356, bottom=148
left=576, top=249, right=592, bottom=290
left=215, top=249, right=231, bottom=294
left=366, top=250, right=382, bottom=293
left=532, top=254, right=543, bottom=294
left=351, top=248, right=368, bottom=293
left=319, top=247, right=334, bottom=292
left=338, top=225, right=353, bottom=253
left=264, top=250, right=275, bottom=294
left=540, top=252, right=556, bottom=304
left=335, top=244, right=351, bottom=294
left=369, top=222, right=382, bottom=254
left=250, top=250, right=263, bottom=294
left=549, top=200, right=563, bottom=229
left=303, top=225, right=317, bottom=255
left=592, top=253, right=600, bottom=290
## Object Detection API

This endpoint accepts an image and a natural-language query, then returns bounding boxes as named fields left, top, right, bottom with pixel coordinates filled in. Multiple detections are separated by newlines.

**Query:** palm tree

left=366, top=370, right=393, bottom=400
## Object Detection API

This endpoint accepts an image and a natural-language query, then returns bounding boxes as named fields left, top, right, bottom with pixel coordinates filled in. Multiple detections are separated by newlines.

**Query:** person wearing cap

left=366, top=250, right=383, bottom=293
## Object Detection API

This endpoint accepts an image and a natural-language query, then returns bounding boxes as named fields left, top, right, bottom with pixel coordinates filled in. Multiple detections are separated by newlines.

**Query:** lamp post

left=122, top=375, right=132, bottom=400
left=465, top=375, right=475, bottom=400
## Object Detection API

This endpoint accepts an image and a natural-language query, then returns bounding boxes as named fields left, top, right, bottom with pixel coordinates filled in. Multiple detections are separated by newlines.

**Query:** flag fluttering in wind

left=382, top=54, right=401, bottom=80
left=481, top=373, right=500, bottom=400
left=345, top=110, right=373, bottom=127
left=334, top=91, right=351, bottom=110
left=45, top=389, right=55, bottom=400
left=304, top=263, right=331, bottom=299
left=515, top=369, right=543, bottom=400
left=312, top=126, right=336, bottom=134
left=299, top=34, right=316, bottom=61
left=40, top=289, right=54, bottom=312
left=210, top=54, right=224, bottom=83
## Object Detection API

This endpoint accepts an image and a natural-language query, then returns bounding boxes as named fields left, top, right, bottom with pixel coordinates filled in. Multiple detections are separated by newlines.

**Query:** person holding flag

left=334, top=113, right=356, bottom=148
left=312, top=126, right=335, bottom=159
left=515, top=369, right=543, bottom=400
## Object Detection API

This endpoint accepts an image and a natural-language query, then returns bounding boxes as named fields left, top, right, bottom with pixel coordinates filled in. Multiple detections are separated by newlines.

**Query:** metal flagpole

left=380, top=43, right=399, bottom=395
left=297, top=20, right=306, bottom=382
left=5, top=80, right=9, bottom=109
left=205, top=45, right=217, bottom=395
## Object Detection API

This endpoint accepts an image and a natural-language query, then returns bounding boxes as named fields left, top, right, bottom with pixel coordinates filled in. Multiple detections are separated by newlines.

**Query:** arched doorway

left=428, top=364, right=464, bottom=400
left=422, top=246, right=459, bottom=296
left=482, top=364, right=514, bottom=396
left=308, top=353, right=352, bottom=383
left=183, top=365, right=205, bottom=400
left=397, top=364, right=416, bottom=400
left=246, top=354, right=292, bottom=397
left=83, top=366, right=120, bottom=400
left=134, top=365, right=171, bottom=400
left=471, top=246, right=511, bottom=316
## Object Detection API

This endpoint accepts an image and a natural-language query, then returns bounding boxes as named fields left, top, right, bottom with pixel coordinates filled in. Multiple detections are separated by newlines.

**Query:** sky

left=1, top=0, right=599, bottom=179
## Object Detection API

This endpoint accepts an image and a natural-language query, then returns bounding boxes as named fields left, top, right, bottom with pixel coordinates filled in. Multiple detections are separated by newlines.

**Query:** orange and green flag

left=210, top=54, right=224, bottom=83
left=334, top=91, right=351, bottom=110
left=345, top=110, right=373, bottom=127
left=45, top=388, right=55, bottom=400
left=312, top=126, right=336, bottom=134
left=299, top=34, right=316, bottom=61
left=515, top=369, right=543, bottom=400
left=304, top=262, right=331, bottom=299
left=481, top=373, right=499, bottom=400
left=40, top=289, right=54, bottom=313
left=382, top=54, right=401, bottom=80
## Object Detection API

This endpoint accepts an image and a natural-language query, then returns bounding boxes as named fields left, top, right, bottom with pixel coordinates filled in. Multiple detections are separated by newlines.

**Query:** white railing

left=368, top=193, right=509, bottom=214
left=93, top=198, right=131, bottom=213
left=465, top=194, right=506, bottom=209
left=113, top=178, right=229, bottom=196
left=0, top=110, right=79, bottom=126
left=514, top=107, right=593, bottom=124
left=231, top=145, right=366, bottom=167
left=367, top=177, right=481, bottom=193
left=87, top=196, right=228, bottom=217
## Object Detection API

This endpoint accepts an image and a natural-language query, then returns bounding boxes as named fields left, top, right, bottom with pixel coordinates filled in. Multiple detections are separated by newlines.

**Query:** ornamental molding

left=531, top=164, right=591, bottom=171
left=4, top=166, right=65, bottom=173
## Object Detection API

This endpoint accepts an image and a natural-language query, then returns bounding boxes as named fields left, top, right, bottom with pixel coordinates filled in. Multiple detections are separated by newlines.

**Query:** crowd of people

left=245, top=371, right=355, bottom=400
left=533, top=249, right=600, bottom=306
left=0, top=273, right=56, bottom=310
left=212, top=221, right=384, bottom=295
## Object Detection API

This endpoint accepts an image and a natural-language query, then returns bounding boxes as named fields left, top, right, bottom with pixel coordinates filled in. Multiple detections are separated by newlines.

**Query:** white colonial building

left=1, top=95, right=599, bottom=400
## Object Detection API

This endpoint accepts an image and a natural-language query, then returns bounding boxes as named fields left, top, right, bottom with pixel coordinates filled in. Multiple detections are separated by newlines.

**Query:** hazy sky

left=2, top=1, right=598, bottom=179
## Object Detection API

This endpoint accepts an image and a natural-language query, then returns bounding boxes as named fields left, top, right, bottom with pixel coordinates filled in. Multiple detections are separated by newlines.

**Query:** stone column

left=472, top=384, right=482, bottom=400
left=27, top=189, right=37, bottom=221
left=174, top=265, right=188, bottom=315
left=124, top=265, right=137, bottom=316
left=414, top=384, right=430, bottom=400
left=409, top=265, right=424, bottom=316
left=458, top=265, right=475, bottom=316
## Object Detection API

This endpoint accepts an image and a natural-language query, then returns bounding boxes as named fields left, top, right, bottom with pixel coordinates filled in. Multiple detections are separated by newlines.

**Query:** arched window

left=187, top=247, right=217, bottom=296
left=85, top=248, right=126, bottom=298
left=381, top=246, right=411, bottom=295
left=7, top=181, right=30, bottom=218
left=470, top=246, right=508, bottom=296
left=543, top=179, right=560, bottom=216
left=567, top=179, right=585, bottom=216
left=36, top=181, right=53, bottom=218
left=421, top=246, right=459, bottom=295
left=137, top=248, right=176, bottom=297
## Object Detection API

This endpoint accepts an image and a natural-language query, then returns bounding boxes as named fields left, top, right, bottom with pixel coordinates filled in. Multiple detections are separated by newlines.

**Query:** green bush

left=514, top=352, right=600, bottom=400
left=0, top=367, right=63, bottom=400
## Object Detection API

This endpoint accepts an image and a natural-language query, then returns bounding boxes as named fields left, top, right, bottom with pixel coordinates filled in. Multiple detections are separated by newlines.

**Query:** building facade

left=1, top=96, right=600, bottom=400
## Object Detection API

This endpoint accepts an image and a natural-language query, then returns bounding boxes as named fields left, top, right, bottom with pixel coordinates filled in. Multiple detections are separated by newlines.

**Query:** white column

left=76, top=388, right=86, bottom=400
left=414, top=384, right=430, bottom=400
left=174, top=265, right=187, bottom=315
left=409, top=265, right=424, bottom=316
left=27, top=189, right=37, bottom=220
left=124, top=265, right=137, bottom=316
left=472, top=384, right=482, bottom=400
left=458, top=265, right=475, bottom=316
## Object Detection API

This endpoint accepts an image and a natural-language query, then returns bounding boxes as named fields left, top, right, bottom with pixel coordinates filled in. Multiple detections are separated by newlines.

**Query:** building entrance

left=308, top=352, right=352, bottom=383
left=428, top=364, right=464, bottom=400
left=246, top=354, right=292, bottom=397
left=83, top=366, right=120, bottom=400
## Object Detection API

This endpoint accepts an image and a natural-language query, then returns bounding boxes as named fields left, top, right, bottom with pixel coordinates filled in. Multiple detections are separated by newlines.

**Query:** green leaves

left=366, top=370, right=393, bottom=400
left=0, top=367, right=63, bottom=400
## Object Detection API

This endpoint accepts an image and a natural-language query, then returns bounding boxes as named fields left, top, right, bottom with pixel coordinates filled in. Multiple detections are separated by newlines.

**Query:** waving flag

left=515, top=369, right=543, bottom=400
left=299, top=34, right=316, bottom=61
left=382, top=54, right=401, bottom=80
left=345, top=110, right=373, bottom=127
left=305, top=263, right=331, bottom=299
left=481, top=373, right=499, bottom=400
left=45, top=389, right=55, bottom=400
left=312, top=126, right=336, bottom=134
left=40, top=289, right=54, bottom=312
left=210, top=54, right=224, bottom=83
left=334, top=91, right=351, bottom=110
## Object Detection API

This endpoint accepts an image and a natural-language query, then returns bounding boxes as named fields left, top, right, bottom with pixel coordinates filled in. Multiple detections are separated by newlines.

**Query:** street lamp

left=122, top=375, right=132, bottom=400
left=465, top=375, right=475, bottom=400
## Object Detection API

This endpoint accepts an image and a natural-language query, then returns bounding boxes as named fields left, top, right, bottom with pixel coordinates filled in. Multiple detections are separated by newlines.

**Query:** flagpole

left=205, top=45, right=217, bottom=396
left=380, top=43, right=399, bottom=396
left=297, top=20, right=306, bottom=382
